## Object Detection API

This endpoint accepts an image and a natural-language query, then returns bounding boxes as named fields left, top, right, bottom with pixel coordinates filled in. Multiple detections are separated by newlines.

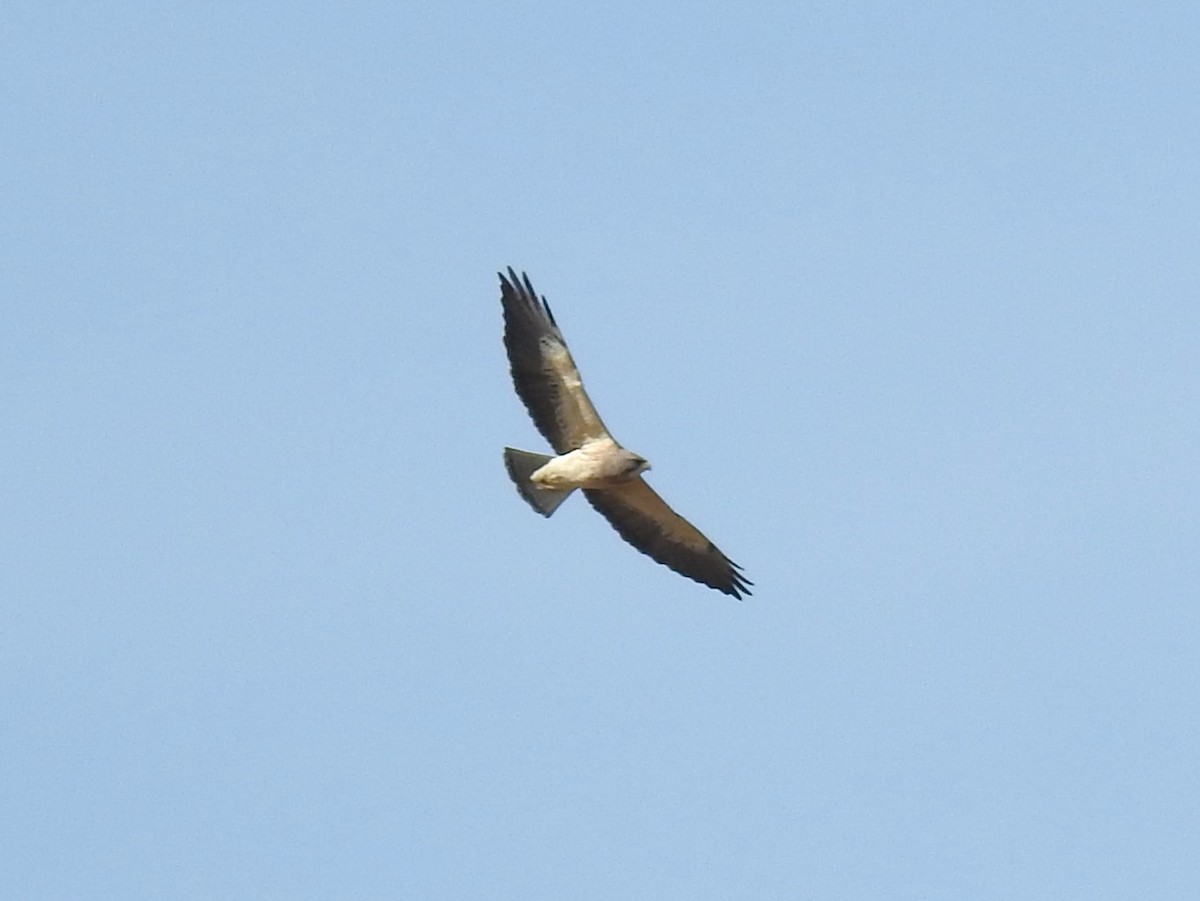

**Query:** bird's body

left=529, top=438, right=648, bottom=490
left=499, top=267, right=751, bottom=599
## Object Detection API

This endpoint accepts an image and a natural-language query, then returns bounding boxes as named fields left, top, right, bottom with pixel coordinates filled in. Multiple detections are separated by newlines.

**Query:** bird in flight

left=499, top=267, right=751, bottom=599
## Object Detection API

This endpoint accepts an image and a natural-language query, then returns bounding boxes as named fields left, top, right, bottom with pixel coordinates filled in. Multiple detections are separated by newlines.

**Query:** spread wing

left=584, top=479, right=752, bottom=599
left=500, top=268, right=610, bottom=454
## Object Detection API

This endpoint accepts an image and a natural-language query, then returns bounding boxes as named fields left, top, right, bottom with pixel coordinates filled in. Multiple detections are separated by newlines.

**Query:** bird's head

left=614, top=448, right=651, bottom=476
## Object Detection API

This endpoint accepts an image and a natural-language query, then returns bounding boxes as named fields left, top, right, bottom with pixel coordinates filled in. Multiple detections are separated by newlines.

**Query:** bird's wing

left=584, top=478, right=752, bottom=599
left=500, top=268, right=611, bottom=454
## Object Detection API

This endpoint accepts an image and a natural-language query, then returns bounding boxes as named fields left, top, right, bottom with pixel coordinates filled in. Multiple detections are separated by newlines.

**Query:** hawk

left=499, top=268, right=752, bottom=599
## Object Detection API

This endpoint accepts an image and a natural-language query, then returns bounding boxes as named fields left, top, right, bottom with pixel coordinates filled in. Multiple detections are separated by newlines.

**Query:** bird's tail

left=503, top=447, right=575, bottom=517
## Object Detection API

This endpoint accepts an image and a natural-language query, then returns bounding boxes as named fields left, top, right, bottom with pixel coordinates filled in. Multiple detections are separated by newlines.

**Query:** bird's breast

left=531, top=441, right=636, bottom=489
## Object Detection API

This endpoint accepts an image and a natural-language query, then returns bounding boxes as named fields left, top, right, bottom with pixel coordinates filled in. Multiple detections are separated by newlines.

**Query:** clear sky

left=4, top=2, right=1198, bottom=898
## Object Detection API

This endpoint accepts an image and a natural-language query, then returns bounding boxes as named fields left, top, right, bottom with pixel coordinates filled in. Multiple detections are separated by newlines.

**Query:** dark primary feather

left=499, top=268, right=575, bottom=453
left=584, top=488, right=753, bottom=599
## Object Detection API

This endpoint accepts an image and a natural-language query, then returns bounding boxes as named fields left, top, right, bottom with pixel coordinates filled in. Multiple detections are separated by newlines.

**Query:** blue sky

left=4, top=2, right=1198, bottom=898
